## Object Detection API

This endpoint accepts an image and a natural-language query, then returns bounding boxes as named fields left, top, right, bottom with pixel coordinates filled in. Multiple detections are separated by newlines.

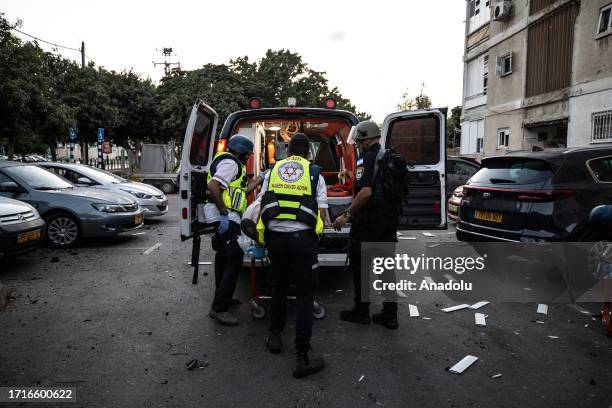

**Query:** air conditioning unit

left=493, top=0, right=513, bottom=21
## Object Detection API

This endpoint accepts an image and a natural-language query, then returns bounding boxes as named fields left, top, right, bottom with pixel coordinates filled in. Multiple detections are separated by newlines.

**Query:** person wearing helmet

left=205, top=134, right=263, bottom=326
left=333, top=120, right=399, bottom=330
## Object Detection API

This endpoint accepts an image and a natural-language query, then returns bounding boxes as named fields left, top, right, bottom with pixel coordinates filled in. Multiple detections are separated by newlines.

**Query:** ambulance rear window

left=386, top=116, right=440, bottom=165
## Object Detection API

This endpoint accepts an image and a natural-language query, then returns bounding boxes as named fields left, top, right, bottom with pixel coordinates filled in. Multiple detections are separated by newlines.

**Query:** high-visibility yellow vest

left=257, top=156, right=324, bottom=243
left=207, top=152, right=247, bottom=214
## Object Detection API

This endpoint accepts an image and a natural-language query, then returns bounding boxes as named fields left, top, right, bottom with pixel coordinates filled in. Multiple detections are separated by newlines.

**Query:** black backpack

left=372, top=148, right=409, bottom=206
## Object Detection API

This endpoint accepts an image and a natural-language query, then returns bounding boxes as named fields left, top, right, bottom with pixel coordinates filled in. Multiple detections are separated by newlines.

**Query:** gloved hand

left=247, top=245, right=266, bottom=260
left=217, top=212, right=230, bottom=234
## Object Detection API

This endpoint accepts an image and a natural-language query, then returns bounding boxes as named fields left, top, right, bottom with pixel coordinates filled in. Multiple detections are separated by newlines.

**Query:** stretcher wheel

left=250, top=302, right=267, bottom=319
left=313, top=301, right=326, bottom=319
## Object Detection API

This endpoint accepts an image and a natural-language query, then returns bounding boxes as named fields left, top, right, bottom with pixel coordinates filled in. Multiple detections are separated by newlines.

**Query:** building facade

left=460, top=0, right=612, bottom=157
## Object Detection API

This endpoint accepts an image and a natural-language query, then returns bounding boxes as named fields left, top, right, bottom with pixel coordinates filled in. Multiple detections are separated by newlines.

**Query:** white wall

left=460, top=119, right=485, bottom=155
left=568, top=88, right=612, bottom=147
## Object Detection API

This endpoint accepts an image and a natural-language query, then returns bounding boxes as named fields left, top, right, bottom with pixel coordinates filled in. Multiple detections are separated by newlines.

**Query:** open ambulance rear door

left=179, top=100, right=218, bottom=241
left=380, top=109, right=447, bottom=230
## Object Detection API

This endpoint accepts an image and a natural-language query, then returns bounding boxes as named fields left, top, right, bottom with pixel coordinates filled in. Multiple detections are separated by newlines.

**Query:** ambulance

left=179, top=97, right=447, bottom=268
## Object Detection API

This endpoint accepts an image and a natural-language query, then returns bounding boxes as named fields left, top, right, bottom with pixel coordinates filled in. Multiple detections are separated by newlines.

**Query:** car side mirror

left=0, top=181, right=20, bottom=193
left=76, top=177, right=92, bottom=185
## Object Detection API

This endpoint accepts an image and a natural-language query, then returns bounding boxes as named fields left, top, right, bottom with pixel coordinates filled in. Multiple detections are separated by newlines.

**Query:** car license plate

left=475, top=210, right=503, bottom=223
left=17, top=229, right=41, bottom=244
left=135, top=213, right=144, bottom=224
left=448, top=203, right=458, bottom=213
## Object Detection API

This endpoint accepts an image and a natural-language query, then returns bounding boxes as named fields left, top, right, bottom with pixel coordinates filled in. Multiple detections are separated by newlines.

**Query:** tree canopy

left=0, top=14, right=370, bottom=160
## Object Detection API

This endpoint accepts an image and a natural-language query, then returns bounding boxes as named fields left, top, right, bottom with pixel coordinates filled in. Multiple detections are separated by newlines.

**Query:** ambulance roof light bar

left=248, top=97, right=262, bottom=109
left=324, top=97, right=336, bottom=109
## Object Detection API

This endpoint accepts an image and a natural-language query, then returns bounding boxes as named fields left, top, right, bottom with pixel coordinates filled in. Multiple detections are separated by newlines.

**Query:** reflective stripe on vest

left=206, top=152, right=248, bottom=214
left=260, top=156, right=322, bottom=233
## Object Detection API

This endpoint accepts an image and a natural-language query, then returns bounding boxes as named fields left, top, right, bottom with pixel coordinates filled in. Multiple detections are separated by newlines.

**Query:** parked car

left=456, top=147, right=612, bottom=243
left=38, top=162, right=168, bottom=218
left=447, top=185, right=464, bottom=222
left=0, top=161, right=143, bottom=248
left=0, top=196, right=45, bottom=258
left=446, top=156, right=479, bottom=199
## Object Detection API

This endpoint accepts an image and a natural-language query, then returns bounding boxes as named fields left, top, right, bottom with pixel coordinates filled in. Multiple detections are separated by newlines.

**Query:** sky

left=2, top=0, right=466, bottom=122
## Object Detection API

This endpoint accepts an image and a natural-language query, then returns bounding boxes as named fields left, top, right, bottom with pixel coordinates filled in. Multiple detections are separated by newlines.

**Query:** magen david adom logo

left=277, top=161, right=305, bottom=183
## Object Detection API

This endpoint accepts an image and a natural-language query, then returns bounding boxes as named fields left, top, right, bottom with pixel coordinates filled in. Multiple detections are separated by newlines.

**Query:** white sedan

left=39, top=163, right=168, bottom=218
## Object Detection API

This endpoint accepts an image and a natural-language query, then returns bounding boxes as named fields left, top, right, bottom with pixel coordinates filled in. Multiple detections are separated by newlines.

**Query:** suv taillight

left=515, top=190, right=575, bottom=202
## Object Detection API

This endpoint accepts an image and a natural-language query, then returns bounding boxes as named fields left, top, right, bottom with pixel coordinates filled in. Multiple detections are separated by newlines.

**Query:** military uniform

left=350, top=142, right=399, bottom=317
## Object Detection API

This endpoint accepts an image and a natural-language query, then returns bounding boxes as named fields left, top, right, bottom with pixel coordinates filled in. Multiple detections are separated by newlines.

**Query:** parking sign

left=98, top=128, right=105, bottom=143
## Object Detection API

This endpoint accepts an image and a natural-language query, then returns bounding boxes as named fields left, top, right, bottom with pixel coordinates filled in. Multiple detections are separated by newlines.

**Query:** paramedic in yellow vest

left=206, top=134, right=263, bottom=326
left=258, top=133, right=328, bottom=378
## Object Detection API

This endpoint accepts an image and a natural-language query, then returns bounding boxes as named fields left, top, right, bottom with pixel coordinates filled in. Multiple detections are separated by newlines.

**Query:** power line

left=10, top=27, right=81, bottom=52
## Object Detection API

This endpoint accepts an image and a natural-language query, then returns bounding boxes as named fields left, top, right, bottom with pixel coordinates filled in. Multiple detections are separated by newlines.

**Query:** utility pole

left=80, top=41, right=87, bottom=163
left=81, top=41, right=85, bottom=69
left=153, top=47, right=181, bottom=77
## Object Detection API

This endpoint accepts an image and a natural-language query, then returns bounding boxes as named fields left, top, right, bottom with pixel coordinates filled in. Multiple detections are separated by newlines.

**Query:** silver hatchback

left=0, top=162, right=143, bottom=248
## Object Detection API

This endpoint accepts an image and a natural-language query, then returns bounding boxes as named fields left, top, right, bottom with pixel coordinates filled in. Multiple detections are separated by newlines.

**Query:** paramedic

left=206, top=134, right=263, bottom=326
left=333, top=121, right=399, bottom=330
left=258, top=133, right=328, bottom=378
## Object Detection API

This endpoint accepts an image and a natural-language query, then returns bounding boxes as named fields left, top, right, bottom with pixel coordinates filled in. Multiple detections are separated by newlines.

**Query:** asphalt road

left=1, top=194, right=611, bottom=408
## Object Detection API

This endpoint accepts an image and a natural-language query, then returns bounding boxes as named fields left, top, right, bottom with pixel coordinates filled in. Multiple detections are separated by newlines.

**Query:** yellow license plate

left=135, top=213, right=144, bottom=224
left=448, top=203, right=458, bottom=212
left=17, top=229, right=41, bottom=244
left=475, top=210, right=503, bottom=223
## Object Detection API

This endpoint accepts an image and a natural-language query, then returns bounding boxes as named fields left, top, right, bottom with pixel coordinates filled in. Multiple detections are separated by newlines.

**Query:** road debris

left=534, top=320, right=545, bottom=325
left=470, top=301, right=489, bottom=310
left=397, top=290, right=408, bottom=298
left=358, top=374, right=365, bottom=383
left=548, top=335, right=559, bottom=339
left=422, top=232, right=435, bottom=237
left=442, top=304, right=470, bottom=313
left=537, top=304, right=548, bottom=315
left=143, top=242, right=162, bottom=255
left=186, top=359, right=209, bottom=370
left=398, top=236, right=416, bottom=240
left=449, top=355, right=478, bottom=374
left=408, top=304, right=419, bottom=317
left=422, top=317, right=432, bottom=320
left=475, top=313, right=486, bottom=327
left=491, top=374, right=502, bottom=379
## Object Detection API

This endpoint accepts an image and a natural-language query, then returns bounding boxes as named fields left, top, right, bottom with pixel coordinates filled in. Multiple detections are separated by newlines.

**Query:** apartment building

left=460, top=0, right=612, bottom=157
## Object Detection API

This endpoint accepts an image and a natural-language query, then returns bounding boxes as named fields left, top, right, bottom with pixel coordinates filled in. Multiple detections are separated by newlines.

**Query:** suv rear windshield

left=471, top=158, right=554, bottom=185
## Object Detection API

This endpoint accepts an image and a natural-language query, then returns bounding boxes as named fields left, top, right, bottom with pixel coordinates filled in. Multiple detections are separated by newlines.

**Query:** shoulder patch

left=277, top=161, right=304, bottom=183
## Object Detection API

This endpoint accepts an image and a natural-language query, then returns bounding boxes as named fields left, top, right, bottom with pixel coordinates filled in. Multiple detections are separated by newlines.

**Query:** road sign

left=69, top=128, right=77, bottom=141
left=98, top=128, right=105, bottom=143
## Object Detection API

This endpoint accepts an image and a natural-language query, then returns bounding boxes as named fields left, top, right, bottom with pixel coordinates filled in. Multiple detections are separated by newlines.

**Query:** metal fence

left=87, top=156, right=129, bottom=171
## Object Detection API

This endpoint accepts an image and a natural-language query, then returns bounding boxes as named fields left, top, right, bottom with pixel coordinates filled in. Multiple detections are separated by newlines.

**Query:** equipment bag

left=373, top=148, right=409, bottom=205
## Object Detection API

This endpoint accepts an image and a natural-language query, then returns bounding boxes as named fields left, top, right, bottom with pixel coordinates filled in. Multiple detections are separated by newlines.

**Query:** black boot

left=339, top=303, right=370, bottom=325
left=266, top=330, right=283, bottom=354
left=293, top=351, right=325, bottom=378
left=372, top=310, right=398, bottom=330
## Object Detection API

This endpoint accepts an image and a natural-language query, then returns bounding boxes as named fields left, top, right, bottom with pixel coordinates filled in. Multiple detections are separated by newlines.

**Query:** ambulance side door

left=179, top=100, right=219, bottom=240
left=380, top=109, right=447, bottom=230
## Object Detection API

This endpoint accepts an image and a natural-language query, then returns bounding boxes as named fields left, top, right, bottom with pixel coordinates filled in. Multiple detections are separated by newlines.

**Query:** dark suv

left=456, top=147, right=612, bottom=243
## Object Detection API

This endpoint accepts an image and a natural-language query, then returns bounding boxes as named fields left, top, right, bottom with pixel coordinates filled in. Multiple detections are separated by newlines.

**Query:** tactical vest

left=259, top=156, right=324, bottom=236
left=207, top=152, right=248, bottom=214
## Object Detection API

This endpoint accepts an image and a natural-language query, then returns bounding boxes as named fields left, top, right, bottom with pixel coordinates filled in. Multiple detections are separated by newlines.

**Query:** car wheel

left=159, top=181, right=175, bottom=194
left=45, top=213, right=81, bottom=248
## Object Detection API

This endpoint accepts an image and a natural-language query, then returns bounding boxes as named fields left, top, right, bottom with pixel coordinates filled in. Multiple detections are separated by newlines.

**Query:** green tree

left=397, top=84, right=432, bottom=111
left=446, top=106, right=462, bottom=149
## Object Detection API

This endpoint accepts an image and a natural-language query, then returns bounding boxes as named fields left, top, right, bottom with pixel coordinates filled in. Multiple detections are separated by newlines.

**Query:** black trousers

left=265, top=230, right=319, bottom=353
left=349, top=212, right=398, bottom=314
left=211, top=221, right=243, bottom=312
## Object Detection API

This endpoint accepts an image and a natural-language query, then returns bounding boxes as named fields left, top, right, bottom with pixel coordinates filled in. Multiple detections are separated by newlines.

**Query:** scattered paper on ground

left=449, top=355, right=478, bottom=374
left=358, top=374, right=364, bottom=383
left=422, top=232, right=435, bottom=237
left=537, top=304, right=548, bottom=315
left=442, top=304, right=470, bottom=313
left=475, top=313, right=486, bottom=327
left=409, top=304, right=419, bottom=317
left=470, top=301, right=490, bottom=310
left=491, top=374, right=502, bottom=379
